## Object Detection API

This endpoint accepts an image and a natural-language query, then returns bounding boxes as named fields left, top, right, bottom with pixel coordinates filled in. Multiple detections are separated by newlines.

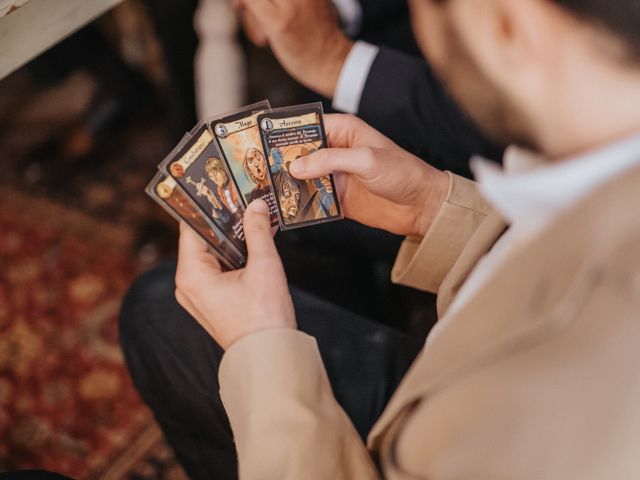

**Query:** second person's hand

left=235, top=0, right=353, bottom=98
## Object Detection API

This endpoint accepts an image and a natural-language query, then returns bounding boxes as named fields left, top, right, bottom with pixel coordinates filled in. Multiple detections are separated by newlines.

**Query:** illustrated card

left=257, top=103, right=343, bottom=230
left=211, top=100, right=280, bottom=226
left=159, top=124, right=247, bottom=256
left=146, top=173, right=246, bottom=270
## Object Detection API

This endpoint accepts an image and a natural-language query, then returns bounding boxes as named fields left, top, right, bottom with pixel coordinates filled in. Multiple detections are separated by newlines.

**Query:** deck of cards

left=146, top=101, right=343, bottom=270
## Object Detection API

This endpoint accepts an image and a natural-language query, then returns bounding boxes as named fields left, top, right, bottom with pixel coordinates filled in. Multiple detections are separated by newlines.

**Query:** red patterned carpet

left=0, top=188, right=184, bottom=479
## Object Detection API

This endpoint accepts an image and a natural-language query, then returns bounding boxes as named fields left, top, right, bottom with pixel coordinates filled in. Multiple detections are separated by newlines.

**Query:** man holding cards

left=122, top=0, right=640, bottom=478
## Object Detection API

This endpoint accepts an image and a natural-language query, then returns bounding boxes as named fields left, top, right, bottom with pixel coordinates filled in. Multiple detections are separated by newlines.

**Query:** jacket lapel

left=369, top=162, right=640, bottom=449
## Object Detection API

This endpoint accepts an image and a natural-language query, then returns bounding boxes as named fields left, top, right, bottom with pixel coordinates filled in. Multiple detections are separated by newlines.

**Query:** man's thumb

left=243, top=200, right=278, bottom=264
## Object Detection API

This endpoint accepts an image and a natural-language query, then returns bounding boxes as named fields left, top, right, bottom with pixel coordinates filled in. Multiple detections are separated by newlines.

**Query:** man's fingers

left=241, top=9, right=269, bottom=46
left=176, top=223, right=222, bottom=290
left=289, top=147, right=377, bottom=180
left=179, top=222, right=209, bottom=254
left=324, top=114, right=358, bottom=148
left=240, top=0, right=277, bottom=21
left=324, top=114, right=397, bottom=150
left=243, top=200, right=280, bottom=266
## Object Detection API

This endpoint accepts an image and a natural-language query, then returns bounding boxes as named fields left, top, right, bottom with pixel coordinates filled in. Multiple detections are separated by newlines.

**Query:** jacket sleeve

left=219, top=328, right=380, bottom=480
left=359, top=0, right=407, bottom=26
left=392, top=172, right=493, bottom=293
left=357, top=47, right=503, bottom=177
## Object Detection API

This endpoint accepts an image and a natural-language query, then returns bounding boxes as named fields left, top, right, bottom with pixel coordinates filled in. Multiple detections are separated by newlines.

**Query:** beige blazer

left=219, top=166, right=640, bottom=479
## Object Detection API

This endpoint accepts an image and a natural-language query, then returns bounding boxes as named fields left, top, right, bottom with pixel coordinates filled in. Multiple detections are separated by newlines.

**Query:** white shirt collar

left=470, top=135, right=640, bottom=229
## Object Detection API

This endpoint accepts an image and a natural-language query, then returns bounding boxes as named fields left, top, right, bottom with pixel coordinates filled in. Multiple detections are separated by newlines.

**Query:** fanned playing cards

left=146, top=101, right=343, bottom=270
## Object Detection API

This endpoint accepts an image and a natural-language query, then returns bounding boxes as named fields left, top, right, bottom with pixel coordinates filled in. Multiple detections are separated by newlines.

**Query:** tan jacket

left=219, top=166, right=640, bottom=479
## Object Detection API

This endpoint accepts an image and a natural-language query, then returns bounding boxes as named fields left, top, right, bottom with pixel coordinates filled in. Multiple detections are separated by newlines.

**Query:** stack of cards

left=146, top=101, right=343, bottom=270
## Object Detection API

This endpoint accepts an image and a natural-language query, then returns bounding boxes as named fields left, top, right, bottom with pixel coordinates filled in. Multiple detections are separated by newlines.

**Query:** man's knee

left=119, top=261, right=225, bottom=411
left=119, top=260, right=178, bottom=351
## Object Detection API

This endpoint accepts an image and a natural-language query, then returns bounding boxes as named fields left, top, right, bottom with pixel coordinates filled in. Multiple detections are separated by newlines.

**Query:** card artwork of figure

left=146, top=173, right=245, bottom=270
left=160, top=125, right=247, bottom=255
left=258, top=103, right=342, bottom=230
left=212, top=101, right=280, bottom=226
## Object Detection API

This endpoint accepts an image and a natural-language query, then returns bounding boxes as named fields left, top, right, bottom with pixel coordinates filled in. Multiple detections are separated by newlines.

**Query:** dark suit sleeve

left=359, top=0, right=407, bottom=27
left=357, top=46, right=504, bottom=177
left=357, top=0, right=420, bottom=56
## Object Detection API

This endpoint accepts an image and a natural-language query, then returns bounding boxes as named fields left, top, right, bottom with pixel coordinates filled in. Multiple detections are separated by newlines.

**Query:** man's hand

left=235, top=0, right=353, bottom=98
left=290, top=114, right=450, bottom=237
left=175, top=200, right=296, bottom=350
left=232, top=0, right=268, bottom=47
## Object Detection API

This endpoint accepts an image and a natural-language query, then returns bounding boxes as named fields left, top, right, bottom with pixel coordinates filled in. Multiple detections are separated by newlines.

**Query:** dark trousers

left=119, top=261, right=423, bottom=480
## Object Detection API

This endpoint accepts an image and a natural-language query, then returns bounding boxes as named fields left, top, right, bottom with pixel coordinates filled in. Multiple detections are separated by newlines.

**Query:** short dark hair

left=552, top=0, right=640, bottom=62
left=430, top=0, right=640, bottom=62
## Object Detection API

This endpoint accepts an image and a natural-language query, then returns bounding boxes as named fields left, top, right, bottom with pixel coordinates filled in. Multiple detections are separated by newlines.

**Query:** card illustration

left=146, top=173, right=245, bottom=270
left=258, top=104, right=342, bottom=229
left=160, top=125, right=247, bottom=255
left=212, top=102, right=279, bottom=225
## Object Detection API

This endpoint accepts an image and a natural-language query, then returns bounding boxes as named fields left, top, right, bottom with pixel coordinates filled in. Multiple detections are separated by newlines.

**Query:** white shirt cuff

left=331, top=0, right=362, bottom=37
left=332, top=41, right=380, bottom=114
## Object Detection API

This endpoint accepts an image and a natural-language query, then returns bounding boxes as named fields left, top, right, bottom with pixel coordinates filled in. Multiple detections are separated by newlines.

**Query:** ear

left=449, top=0, right=560, bottom=91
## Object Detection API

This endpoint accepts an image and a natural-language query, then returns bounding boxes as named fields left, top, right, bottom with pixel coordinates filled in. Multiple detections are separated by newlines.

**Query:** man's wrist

left=332, top=41, right=380, bottom=114
left=414, top=170, right=451, bottom=238
left=314, top=36, right=354, bottom=98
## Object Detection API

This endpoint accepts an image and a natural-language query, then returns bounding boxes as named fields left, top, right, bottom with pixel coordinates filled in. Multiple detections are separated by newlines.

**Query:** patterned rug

left=0, top=188, right=185, bottom=479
